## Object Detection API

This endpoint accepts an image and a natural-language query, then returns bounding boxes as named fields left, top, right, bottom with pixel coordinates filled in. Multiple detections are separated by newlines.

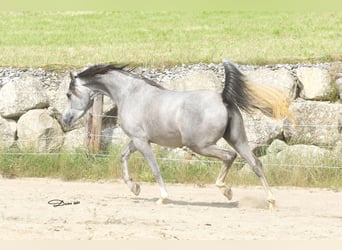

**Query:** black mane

left=77, top=64, right=127, bottom=78
left=77, top=64, right=164, bottom=89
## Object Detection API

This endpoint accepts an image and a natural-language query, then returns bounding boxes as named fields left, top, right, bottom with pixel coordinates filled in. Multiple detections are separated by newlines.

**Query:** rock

left=63, top=127, right=86, bottom=150
left=103, top=95, right=116, bottom=114
left=162, top=70, right=222, bottom=92
left=47, top=75, right=69, bottom=116
left=336, top=77, right=342, bottom=100
left=242, top=110, right=284, bottom=155
left=0, top=117, right=17, bottom=149
left=296, top=67, right=332, bottom=100
left=17, top=109, right=64, bottom=152
left=245, top=68, right=297, bottom=99
left=283, top=100, right=342, bottom=145
left=266, top=139, right=288, bottom=155
left=0, top=75, right=49, bottom=119
left=273, top=144, right=330, bottom=166
left=101, top=126, right=130, bottom=151
left=1, top=63, right=341, bottom=155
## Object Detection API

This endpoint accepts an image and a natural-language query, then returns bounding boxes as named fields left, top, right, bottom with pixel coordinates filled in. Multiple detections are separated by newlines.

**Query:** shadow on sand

left=131, top=197, right=239, bottom=208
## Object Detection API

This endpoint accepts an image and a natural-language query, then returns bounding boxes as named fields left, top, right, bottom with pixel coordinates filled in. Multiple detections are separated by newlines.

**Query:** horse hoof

left=131, top=183, right=141, bottom=196
left=223, top=187, right=233, bottom=200
left=268, top=199, right=276, bottom=210
left=156, top=198, right=168, bottom=205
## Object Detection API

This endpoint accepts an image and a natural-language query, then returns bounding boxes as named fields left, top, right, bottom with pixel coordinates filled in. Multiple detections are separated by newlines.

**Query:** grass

left=1, top=146, right=341, bottom=188
left=0, top=11, right=341, bottom=69
left=0, top=11, right=341, bottom=188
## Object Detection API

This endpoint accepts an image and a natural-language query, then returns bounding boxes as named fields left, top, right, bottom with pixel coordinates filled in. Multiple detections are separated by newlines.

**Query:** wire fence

left=1, top=151, right=341, bottom=170
left=90, top=114, right=342, bottom=127
left=1, top=112, right=342, bottom=170
left=1, top=133, right=341, bottom=170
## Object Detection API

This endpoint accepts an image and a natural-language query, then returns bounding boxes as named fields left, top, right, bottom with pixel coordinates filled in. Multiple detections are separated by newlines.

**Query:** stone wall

left=0, top=62, right=341, bottom=161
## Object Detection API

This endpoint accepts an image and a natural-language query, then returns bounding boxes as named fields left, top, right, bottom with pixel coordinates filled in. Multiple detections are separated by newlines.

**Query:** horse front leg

left=120, top=140, right=141, bottom=196
left=132, top=138, right=168, bottom=204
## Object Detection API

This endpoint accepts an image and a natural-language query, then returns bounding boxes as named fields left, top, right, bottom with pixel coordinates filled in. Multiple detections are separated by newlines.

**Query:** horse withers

left=62, top=59, right=291, bottom=209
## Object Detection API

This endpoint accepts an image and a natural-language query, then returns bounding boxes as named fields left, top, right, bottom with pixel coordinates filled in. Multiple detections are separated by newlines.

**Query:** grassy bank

left=1, top=147, right=341, bottom=188
left=0, top=11, right=341, bottom=68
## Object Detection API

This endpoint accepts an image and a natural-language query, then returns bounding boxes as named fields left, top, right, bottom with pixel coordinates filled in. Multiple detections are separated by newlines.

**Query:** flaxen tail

left=221, top=59, right=292, bottom=120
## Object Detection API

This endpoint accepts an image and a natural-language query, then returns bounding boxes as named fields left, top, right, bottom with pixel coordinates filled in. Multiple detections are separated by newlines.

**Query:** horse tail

left=221, top=59, right=292, bottom=120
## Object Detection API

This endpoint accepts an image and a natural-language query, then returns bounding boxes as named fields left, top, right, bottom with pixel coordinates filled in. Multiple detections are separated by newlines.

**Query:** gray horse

left=62, top=59, right=291, bottom=209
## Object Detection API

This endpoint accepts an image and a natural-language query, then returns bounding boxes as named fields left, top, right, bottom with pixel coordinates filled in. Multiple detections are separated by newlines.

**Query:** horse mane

left=77, top=64, right=127, bottom=78
left=77, top=64, right=165, bottom=89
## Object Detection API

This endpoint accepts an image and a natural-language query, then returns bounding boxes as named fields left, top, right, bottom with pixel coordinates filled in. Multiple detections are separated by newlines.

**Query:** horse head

left=61, top=72, right=95, bottom=127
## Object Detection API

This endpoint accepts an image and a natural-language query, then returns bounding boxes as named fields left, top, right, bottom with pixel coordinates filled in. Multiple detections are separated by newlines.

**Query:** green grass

left=0, top=11, right=341, bottom=68
left=1, top=146, right=341, bottom=188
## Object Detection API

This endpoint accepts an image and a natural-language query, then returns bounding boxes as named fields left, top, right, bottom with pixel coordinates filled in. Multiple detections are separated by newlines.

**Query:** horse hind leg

left=121, top=140, right=141, bottom=196
left=237, top=146, right=275, bottom=209
left=189, top=145, right=237, bottom=200
left=214, top=149, right=237, bottom=200
left=225, top=108, right=275, bottom=209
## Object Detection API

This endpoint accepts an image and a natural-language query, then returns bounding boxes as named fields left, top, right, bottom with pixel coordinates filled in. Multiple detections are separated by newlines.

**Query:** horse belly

left=148, top=127, right=184, bottom=148
left=151, top=138, right=183, bottom=148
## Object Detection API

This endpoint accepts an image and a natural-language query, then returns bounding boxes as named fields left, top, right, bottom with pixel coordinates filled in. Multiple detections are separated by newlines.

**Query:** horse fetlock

left=268, top=198, right=276, bottom=210
left=215, top=180, right=226, bottom=188
left=267, top=192, right=275, bottom=210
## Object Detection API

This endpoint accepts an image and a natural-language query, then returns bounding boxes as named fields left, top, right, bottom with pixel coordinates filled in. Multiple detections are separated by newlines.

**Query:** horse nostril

left=62, top=115, right=73, bottom=127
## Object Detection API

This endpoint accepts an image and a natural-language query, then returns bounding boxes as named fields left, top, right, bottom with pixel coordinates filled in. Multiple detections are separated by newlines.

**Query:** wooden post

left=85, top=94, right=103, bottom=154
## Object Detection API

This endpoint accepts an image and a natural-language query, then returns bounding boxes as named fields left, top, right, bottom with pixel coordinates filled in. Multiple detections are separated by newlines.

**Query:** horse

left=62, top=59, right=291, bottom=209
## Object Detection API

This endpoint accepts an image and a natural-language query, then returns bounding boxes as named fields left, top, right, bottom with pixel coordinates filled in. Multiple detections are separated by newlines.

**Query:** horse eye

left=66, top=93, right=71, bottom=99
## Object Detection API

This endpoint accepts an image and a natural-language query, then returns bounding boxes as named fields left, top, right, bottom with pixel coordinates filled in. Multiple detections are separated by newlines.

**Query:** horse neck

left=85, top=71, right=139, bottom=108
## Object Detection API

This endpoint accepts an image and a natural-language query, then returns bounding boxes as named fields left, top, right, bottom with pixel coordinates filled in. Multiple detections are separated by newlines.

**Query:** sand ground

left=0, top=177, right=341, bottom=240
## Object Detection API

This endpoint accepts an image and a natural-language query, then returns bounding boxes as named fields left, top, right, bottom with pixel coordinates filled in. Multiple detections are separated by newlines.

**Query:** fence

left=1, top=93, right=341, bottom=170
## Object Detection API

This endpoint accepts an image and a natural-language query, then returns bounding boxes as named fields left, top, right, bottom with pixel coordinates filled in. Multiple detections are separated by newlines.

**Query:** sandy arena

left=0, top=177, right=341, bottom=240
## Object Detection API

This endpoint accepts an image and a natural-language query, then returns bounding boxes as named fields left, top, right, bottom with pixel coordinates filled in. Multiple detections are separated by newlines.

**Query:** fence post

left=85, top=94, right=103, bottom=154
